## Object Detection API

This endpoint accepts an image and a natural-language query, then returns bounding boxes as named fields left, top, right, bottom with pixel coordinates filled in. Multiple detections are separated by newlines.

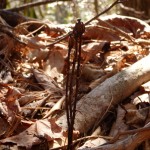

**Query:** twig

left=15, top=20, right=68, bottom=34
left=96, top=19, right=136, bottom=43
left=31, top=94, right=51, bottom=118
left=22, top=107, right=50, bottom=110
left=0, top=23, right=26, bottom=45
left=120, top=3, right=145, bottom=17
left=27, top=24, right=45, bottom=37
left=50, top=135, right=113, bottom=150
left=6, top=0, right=71, bottom=12
left=47, top=0, right=125, bottom=47
left=84, top=0, right=124, bottom=25
left=82, top=122, right=150, bottom=150
left=47, top=31, right=72, bottom=47
left=110, top=125, right=150, bottom=144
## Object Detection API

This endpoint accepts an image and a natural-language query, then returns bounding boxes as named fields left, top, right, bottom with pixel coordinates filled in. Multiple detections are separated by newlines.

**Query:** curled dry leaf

left=20, top=35, right=47, bottom=50
left=100, top=15, right=150, bottom=36
left=0, top=85, right=22, bottom=138
left=84, top=15, right=150, bottom=41
left=131, top=92, right=150, bottom=106
left=81, top=41, right=110, bottom=63
left=123, top=102, right=149, bottom=128
left=84, top=25, right=121, bottom=41
left=52, top=43, right=68, bottom=57
left=140, top=81, right=150, bottom=92
left=125, top=107, right=149, bottom=128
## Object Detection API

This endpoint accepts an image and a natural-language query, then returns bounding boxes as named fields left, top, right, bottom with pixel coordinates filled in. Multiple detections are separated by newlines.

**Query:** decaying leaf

left=33, top=69, right=62, bottom=93
left=0, top=119, right=67, bottom=149
left=43, top=50, right=65, bottom=84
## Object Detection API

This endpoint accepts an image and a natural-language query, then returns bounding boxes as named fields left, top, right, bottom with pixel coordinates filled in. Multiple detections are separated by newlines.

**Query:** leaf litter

left=0, top=12, right=150, bottom=150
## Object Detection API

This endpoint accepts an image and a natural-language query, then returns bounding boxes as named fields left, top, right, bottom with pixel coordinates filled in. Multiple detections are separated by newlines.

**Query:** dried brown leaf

left=125, top=108, right=148, bottom=128
left=43, top=50, right=65, bottom=83
left=0, top=119, right=67, bottom=149
left=33, top=69, right=62, bottom=92
left=81, top=41, right=110, bottom=63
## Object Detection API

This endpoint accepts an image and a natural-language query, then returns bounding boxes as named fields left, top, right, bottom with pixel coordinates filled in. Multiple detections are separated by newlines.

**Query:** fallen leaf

left=33, top=69, right=62, bottom=92
left=43, top=50, right=65, bottom=83
left=0, top=118, right=66, bottom=149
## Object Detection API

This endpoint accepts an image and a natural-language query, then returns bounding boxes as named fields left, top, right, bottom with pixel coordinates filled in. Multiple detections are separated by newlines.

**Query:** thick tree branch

left=57, top=54, right=150, bottom=132
left=79, top=123, right=150, bottom=150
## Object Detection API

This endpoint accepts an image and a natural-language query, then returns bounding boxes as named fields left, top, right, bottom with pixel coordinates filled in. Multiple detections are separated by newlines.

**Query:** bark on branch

left=57, top=54, right=150, bottom=132
left=79, top=123, right=150, bottom=150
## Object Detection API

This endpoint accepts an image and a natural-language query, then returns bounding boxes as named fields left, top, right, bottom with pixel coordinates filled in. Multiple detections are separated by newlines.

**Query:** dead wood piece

left=79, top=123, right=150, bottom=150
left=57, top=54, right=150, bottom=133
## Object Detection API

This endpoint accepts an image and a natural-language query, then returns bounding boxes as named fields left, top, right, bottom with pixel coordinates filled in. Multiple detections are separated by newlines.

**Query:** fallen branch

left=57, top=54, right=150, bottom=132
left=79, top=123, right=150, bottom=150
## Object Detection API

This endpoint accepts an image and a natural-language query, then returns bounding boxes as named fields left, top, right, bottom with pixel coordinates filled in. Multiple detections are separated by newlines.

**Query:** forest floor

left=0, top=9, right=150, bottom=150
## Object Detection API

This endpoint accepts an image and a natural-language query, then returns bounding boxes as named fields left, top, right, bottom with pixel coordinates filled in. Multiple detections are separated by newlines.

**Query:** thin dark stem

left=47, top=31, right=72, bottom=47
left=72, top=36, right=81, bottom=126
left=67, top=38, right=79, bottom=150
left=65, top=47, right=71, bottom=129
left=64, top=1, right=126, bottom=149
